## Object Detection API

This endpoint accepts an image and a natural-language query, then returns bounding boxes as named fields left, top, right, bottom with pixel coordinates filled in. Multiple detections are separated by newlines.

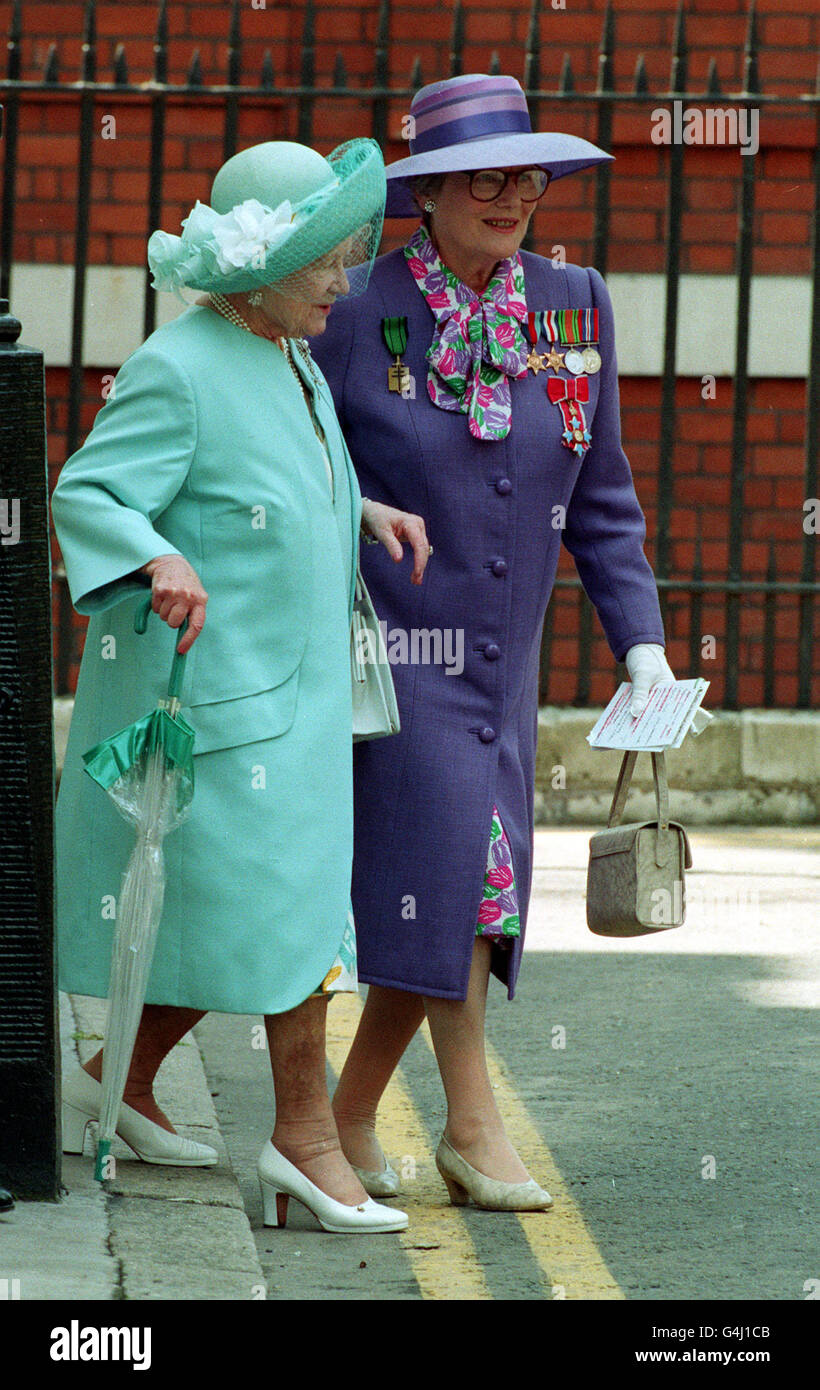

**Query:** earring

left=424, top=200, right=436, bottom=213
left=247, top=289, right=263, bottom=306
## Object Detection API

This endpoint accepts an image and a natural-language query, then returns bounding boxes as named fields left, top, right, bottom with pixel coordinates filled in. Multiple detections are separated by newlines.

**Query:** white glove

left=624, top=643, right=675, bottom=717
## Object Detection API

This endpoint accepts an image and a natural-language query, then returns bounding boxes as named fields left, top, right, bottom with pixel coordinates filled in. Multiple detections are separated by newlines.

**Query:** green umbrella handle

left=134, top=593, right=189, bottom=702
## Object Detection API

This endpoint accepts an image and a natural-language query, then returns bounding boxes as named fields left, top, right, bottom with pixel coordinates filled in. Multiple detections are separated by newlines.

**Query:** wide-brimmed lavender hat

left=386, top=73, right=612, bottom=217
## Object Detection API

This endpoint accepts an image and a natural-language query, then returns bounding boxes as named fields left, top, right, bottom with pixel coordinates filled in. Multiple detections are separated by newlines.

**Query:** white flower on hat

left=211, top=198, right=297, bottom=274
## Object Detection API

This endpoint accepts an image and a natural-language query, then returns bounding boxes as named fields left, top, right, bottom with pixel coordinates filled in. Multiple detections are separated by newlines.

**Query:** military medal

left=543, top=346, right=565, bottom=373
left=547, top=374, right=592, bottom=458
left=382, top=316, right=411, bottom=393
left=542, top=309, right=601, bottom=376
left=525, top=312, right=547, bottom=374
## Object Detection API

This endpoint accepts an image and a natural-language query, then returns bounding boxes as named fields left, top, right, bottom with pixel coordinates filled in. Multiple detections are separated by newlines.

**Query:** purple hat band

left=409, top=78, right=533, bottom=155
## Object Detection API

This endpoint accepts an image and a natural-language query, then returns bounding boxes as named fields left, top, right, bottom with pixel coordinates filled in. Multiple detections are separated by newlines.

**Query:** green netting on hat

left=147, top=138, right=385, bottom=300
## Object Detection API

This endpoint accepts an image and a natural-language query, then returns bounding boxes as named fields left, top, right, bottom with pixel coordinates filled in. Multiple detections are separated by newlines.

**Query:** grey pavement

left=0, top=824, right=816, bottom=1302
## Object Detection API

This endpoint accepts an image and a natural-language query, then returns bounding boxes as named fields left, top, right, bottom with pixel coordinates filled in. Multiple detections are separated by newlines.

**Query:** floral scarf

left=403, top=223, right=528, bottom=441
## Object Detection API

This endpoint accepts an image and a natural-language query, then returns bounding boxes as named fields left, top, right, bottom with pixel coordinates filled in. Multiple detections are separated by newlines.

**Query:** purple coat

left=311, top=249, right=665, bottom=1000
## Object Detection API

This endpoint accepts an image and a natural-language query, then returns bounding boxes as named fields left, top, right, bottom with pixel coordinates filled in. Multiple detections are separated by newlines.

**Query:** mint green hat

left=148, top=138, right=386, bottom=298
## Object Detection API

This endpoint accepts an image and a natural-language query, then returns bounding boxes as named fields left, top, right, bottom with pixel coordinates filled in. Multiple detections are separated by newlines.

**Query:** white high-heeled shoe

left=62, top=1067, right=219, bottom=1168
left=257, top=1142, right=408, bottom=1233
left=435, top=1135, right=553, bottom=1211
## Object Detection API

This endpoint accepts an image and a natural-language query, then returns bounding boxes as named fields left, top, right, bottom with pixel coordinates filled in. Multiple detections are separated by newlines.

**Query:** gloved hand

left=624, top=643, right=675, bottom=717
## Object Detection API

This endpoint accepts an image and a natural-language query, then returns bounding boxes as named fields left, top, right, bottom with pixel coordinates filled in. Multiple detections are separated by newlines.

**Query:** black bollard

left=0, top=297, right=60, bottom=1199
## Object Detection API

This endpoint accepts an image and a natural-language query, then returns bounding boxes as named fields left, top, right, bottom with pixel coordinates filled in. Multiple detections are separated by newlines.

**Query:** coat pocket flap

left=180, top=667, right=300, bottom=754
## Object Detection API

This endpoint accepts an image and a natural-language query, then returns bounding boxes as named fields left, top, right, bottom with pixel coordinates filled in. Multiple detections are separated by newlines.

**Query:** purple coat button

left=495, top=478, right=512, bottom=495
left=479, top=726, right=496, bottom=743
left=484, top=643, right=501, bottom=661
left=491, top=558, right=508, bottom=577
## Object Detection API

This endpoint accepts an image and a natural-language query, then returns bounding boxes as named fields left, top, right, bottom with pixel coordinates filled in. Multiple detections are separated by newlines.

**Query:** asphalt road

left=195, top=826, right=819, bottom=1301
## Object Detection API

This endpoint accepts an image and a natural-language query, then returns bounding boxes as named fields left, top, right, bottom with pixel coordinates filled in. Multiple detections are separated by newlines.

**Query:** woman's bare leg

left=266, top=995, right=368, bottom=1205
left=332, top=985, right=425, bottom=1170
left=424, top=939, right=529, bottom=1182
left=83, top=1004, right=206, bottom=1133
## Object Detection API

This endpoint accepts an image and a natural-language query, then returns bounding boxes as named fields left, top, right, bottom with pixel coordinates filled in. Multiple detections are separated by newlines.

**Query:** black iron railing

left=1, top=0, right=817, bottom=707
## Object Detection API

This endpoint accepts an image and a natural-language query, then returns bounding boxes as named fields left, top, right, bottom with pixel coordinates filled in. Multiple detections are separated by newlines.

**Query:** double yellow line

left=325, top=993, right=624, bottom=1300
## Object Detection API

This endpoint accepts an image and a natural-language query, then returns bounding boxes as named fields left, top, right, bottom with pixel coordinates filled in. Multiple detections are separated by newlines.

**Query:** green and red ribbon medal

left=382, top=316, right=411, bottom=393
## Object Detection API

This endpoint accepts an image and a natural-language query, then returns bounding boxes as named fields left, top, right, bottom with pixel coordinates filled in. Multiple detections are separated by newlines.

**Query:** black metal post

left=725, top=2, right=760, bottom=710
left=0, top=279, right=59, bottom=1200
left=655, top=3, right=687, bottom=611
left=0, top=0, right=20, bottom=304
left=143, top=0, right=168, bottom=342
left=798, top=66, right=820, bottom=708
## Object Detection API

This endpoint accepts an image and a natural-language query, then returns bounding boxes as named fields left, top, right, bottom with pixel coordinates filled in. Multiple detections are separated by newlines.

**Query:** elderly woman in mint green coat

left=51, top=139, right=429, bottom=1235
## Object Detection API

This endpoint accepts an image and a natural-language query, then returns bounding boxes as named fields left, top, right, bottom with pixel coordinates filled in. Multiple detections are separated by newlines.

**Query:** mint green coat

left=52, top=305, right=361, bottom=1014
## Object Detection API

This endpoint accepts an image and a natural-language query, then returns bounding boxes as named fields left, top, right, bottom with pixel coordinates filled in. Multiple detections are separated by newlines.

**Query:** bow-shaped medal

left=547, top=375, right=592, bottom=458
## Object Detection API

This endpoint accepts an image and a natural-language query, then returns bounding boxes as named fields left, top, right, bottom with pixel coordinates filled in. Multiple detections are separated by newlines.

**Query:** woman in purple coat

left=311, top=75, right=675, bottom=1210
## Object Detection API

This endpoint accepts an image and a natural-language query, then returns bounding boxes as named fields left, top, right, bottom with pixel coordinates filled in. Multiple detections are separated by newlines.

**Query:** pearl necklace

left=208, top=292, right=257, bottom=335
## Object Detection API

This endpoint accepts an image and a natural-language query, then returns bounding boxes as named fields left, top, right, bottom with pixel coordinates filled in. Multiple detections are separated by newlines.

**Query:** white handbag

left=351, top=564, right=401, bottom=742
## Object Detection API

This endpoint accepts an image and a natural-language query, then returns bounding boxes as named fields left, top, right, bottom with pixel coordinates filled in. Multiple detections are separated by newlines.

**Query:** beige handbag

left=351, top=564, right=401, bottom=742
left=586, top=751, right=692, bottom=937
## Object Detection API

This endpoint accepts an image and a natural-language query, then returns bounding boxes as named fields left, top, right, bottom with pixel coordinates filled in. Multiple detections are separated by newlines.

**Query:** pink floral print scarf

left=403, top=224, right=529, bottom=441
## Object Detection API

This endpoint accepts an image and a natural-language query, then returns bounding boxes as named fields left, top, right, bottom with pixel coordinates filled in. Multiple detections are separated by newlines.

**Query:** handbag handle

left=607, top=751, right=673, bottom=867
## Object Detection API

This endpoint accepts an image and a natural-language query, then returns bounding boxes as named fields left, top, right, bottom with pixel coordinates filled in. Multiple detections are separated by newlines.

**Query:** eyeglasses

left=467, top=168, right=552, bottom=203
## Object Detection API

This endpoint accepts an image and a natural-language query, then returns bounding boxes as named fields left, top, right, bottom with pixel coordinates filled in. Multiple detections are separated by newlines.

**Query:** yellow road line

left=326, top=994, right=625, bottom=1300
left=482, top=1037, right=624, bottom=1300
left=325, top=993, right=492, bottom=1300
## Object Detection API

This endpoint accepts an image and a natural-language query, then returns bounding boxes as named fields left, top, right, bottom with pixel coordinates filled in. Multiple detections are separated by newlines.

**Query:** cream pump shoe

left=436, top=1135, right=553, bottom=1211
left=350, top=1149, right=402, bottom=1198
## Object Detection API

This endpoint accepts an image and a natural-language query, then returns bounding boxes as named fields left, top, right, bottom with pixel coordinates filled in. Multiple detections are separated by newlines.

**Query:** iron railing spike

left=374, top=0, right=389, bottom=88
left=155, top=0, right=168, bottom=46
left=113, top=42, right=128, bottom=86
left=152, top=0, right=167, bottom=84
left=706, top=57, right=722, bottom=97
left=559, top=53, right=574, bottom=96
left=9, top=0, right=22, bottom=45
left=670, top=0, right=687, bottom=94
left=633, top=54, right=649, bottom=95
left=743, top=0, right=760, bottom=95
left=260, top=49, right=274, bottom=90
left=229, top=0, right=241, bottom=48
left=81, top=0, right=97, bottom=82
left=597, top=0, right=614, bottom=94
left=187, top=47, right=203, bottom=88
left=449, top=0, right=465, bottom=80
left=43, top=41, right=59, bottom=84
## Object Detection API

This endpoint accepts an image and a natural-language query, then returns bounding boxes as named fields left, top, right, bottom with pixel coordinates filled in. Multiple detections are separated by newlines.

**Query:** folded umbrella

left=81, top=595, right=195, bottom=1181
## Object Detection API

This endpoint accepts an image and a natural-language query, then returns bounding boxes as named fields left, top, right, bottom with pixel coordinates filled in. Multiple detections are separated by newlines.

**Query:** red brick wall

left=3, top=1, right=816, bottom=705
left=10, top=0, right=820, bottom=91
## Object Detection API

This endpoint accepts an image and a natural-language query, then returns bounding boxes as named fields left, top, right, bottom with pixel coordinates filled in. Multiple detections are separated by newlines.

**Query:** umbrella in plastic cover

left=81, top=594, right=195, bottom=1181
